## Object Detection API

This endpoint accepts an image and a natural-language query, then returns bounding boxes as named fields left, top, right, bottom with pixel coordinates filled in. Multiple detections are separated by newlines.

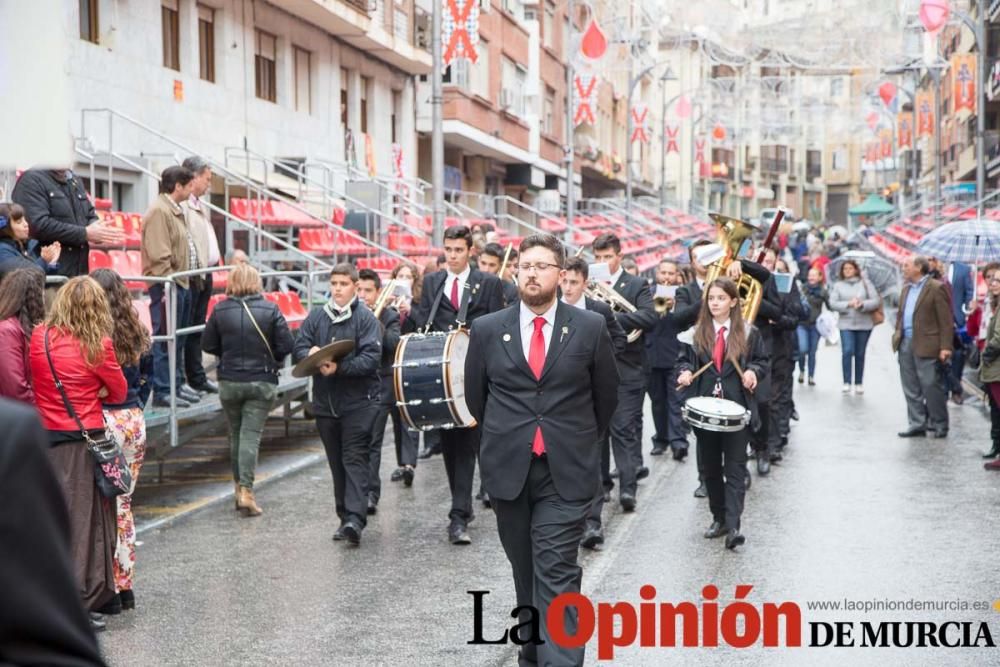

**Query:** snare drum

left=393, top=330, right=476, bottom=431
left=681, top=396, right=750, bottom=433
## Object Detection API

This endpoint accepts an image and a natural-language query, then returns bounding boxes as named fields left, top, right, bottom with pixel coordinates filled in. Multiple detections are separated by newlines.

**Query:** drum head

left=444, top=330, right=475, bottom=427
left=687, top=396, right=746, bottom=418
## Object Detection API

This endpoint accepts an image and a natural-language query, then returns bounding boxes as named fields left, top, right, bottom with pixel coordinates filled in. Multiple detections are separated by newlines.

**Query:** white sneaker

left=854, top=385, right=864, bottom=395
left=842, top=384, right=851, bottom=393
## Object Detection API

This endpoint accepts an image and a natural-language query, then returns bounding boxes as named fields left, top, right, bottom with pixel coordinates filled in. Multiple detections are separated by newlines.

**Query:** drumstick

left=676, top=361, right=713, bottom=390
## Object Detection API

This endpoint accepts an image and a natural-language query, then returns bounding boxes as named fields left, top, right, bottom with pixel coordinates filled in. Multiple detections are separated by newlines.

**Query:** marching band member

left=646, top=259, right=686, bottom=460
left=676, top=278, right=769, bottom=550
left=409, top=225, right=505, bottom=545
left=478, top=242, right=519, bottom=306
left=293, top=264, right=382, bottom=547
left=356, top=269, right=403, bottom=514
left=465, top=234, right=619, bottom=666
left=591, top=233, right=657, bottom=512
left=560, top=257, right=626, bottom=550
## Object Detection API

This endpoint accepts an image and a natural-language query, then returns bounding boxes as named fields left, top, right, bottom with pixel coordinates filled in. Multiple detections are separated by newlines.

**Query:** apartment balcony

left=807, top=163, right=822, bottom=180
left=760, top=158, right=788, bottom=174
left=274, top=0, right=432, bottom=74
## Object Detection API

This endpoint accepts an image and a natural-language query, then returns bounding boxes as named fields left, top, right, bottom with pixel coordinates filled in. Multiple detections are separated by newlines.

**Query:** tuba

left=704, top=213, right=764, bottom=323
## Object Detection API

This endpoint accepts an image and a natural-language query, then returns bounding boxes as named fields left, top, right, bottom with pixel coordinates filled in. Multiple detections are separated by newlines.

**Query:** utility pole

left=563, top=0, right=575, bottom=245
left=431, top=0, right=444, bottom=246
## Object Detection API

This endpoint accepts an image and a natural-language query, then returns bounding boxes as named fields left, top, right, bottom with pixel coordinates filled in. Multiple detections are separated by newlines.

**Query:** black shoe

left=390, top=468, right=404, bottom=482
left=744, top=466, right=752, bottom=490
left=791, top=407, right=800, bottom=420
left=693, top=482, right=707, bottom=498
left=481, top=492, right=492, bottom=509
left=119, top=589, right=135, bottom=610
left=672, top=448, right=688, bottom=461
left=636, top=466, right=649, bottom=480
left=418, top=446, right=441, bottom=459
left=620, top=493, right=636, bottom=512
left=610, top=469, right=619, bottom=479
left=367, top=497, right=378, bottom=515
left=650, top=445, right=667, bottom=456
left=897, top=427, right=927, bottom=438
left=580, top=528, right=605, bottom=550
left=602, top=490, right=611, bottom=502
left=341, top=521, right=362, bottom=546
left=95, top=594, right=122, bottom=616
left=769, top=450, right=783, bottom=463
left=332, top=525, right=346, bottom=541
left=152, top=396, right=190, bottom=409
left=756, top=455, right=770, bottom=475
left=448, top=522, right=471, bottom=545
left=179, top=385, right=202, bottom=403
left=703, top=521, right=727, bottom=539
left=402, top=466, right=415, bottom=487
left=725, top=530, right=746, bottom=550
left=983, top=442, right=1000, bottom=459
left=89, top=613, right=106, bottom=633
left=779, top=436, right=788, bottom=449
left=192, top=379, right=219, bottom=394
left=929, top=430, right=948, bottom=439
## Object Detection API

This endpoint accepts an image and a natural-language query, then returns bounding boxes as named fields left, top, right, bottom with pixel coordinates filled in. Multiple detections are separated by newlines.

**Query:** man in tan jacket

left=892, top=255, right=954, bottom=438
left=141, top=166, right=198, bottom=408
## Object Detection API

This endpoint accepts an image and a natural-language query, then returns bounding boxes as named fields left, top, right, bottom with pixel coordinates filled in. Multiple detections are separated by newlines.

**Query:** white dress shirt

left=519, top=300, right=558, bottom=361
left=712, top=318, right=731, bottom=343
left=445, top=265, right=472, bottom=306
left=608, top=267, right=625, bottom=286
left=561, top=295, right=588, bottom=310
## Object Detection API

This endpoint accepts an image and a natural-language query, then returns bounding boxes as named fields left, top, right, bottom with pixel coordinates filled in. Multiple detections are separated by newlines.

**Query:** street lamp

left=658, top=64, right=678, bottom=216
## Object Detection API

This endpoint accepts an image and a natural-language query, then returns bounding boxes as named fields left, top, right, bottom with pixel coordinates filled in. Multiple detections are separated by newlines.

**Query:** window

left=361, top=76, right=371, bottom=134
left=832, top=148, right=847, bottom=171
left=452, top=38, right=489, bottom=99
left=830, top=77, right=843, bottom=97
left=543, top=2, right=555, bottom=49
left=501, top=58, right=527, bottom=116
left=563, top=16, right=570, bottom=60
left=79, top=0, right=99, bottom=43
left=198, top=5, right=215, bottom=82
left=255, top=30, right=277, bottom=103
left=162, top=1, right=180, bottom=71
left=294, top=47, right=311, bottom=114
left=341, top=68, right=349, bottom=126
left=543, top=88, right=556, bottom=135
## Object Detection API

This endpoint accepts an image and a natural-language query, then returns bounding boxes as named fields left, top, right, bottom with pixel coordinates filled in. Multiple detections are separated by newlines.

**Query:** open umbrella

left=825, top=250, right=901, bottom=298
left=917, top=219, right=1000, bottom=264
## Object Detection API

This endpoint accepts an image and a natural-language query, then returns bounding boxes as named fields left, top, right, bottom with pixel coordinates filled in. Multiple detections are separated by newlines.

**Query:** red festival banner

left=879, top=128, right=893, bottom=159
left=442, top=0, right=480, bottom=66
left=664, top=125, right=679, bottom=154
left=952, top=53, right=977, bottom=113
left=916, top=91, right=935, bottom=137
left=695, top=138, right=706, bottom=163
left=897, top=114, right=913, bottom=149
left=573, top=74, right=598, bottom=126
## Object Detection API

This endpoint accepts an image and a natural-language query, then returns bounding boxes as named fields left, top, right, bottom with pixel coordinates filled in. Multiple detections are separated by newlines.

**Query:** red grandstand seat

left=206, top=294, right=226, bottom=320
left=276, top=293, right=306, bottom=329
left=88, top=249, right=112, bottom=272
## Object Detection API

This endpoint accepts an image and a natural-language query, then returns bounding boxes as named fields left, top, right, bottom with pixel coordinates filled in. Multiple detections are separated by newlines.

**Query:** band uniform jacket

left=673, top=279, right=703, bottom=331
left=584, top=296, right=627, bottom=358
left=892, top=278, right=955, bottom=358
left=406, top=268, right=505, bottom=333
left=465, top=302, right=620, bottom=502
left=609, top=272, right=658, bottom=375
left=676, top=326, right=770, bottom=431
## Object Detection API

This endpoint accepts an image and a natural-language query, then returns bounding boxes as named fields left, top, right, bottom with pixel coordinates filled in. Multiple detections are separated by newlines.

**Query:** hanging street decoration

left=878, top=81, right=897, bottom=107
left=952, top=53, right=977, bottom=113
left=675, top=95, right=692, bottom=119
left=664, top=125, right=680, bottom=154
left=573, top=73, right=598, bottom=126
left=630, top=104, right=650, bottom=143
left=916, top=90, right=935, bottom=137
left=897, top=114, right=913, bottom=148
left=442, top=0, right=480, bottom=67
left=865, top=112, right=880, bottom=132
left=579, top=18, right=608, bottom=60
left=695, top=138, right=706, bottom=163
left=879, top=128, right=893, bottom=158
left=711, top=124, right=727, bottom=142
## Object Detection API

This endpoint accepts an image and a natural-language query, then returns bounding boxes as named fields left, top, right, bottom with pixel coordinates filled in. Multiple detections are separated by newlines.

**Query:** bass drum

left=393, top=330, right=476, bottom=431
left=682, top=396, right=750, bottom=433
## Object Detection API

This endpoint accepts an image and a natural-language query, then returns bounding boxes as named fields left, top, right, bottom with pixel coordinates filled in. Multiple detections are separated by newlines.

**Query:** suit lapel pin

left=503, top=333, right=511, bottom=342
left=560, top=326, right=568, bottom=343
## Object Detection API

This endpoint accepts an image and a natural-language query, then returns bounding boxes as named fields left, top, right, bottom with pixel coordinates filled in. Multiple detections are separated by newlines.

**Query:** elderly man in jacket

left=893, top=255, right=955, bottom=439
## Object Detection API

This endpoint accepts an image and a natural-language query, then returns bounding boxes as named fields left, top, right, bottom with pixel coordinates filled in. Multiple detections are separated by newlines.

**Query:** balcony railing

left=761, top=158, right=788, bottom=173
left=807, top=163, right=822, bottom=179
left=343, top=0, right=370, bottom=15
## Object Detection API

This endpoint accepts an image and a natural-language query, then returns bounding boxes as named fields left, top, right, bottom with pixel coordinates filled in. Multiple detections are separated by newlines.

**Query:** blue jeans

left=796, top=324, right=821, bottom=377
left=840, top=329, right=872, bottom=385
left=149, top=283, right=191, bottom=397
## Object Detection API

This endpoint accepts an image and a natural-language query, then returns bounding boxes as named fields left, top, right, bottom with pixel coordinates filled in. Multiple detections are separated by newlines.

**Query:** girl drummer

left=676, top=277, right=769, bottom=550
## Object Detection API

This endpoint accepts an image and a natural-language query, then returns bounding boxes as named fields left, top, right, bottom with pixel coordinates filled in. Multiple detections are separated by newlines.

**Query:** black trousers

left=317, top=406, right=377, bottom=527
left=585, top=435, right=613, bottom=532
left=648, top=367, right=688, bottom=453
left=367, top=379, right=395, bottom=503
left=441, top=425, right=479, bottom=524
left=392, top=405, right=419, bottom=468
left=696, top=427, right=748, bottom=532
left=184, top=273, right=212, bottom=388
left=610, top=375, right=644, bottom=497
left=750, top=403, right=770, bottom=454
left=988, top=385, right=1000, bottom=444
left=493, top=457, right=590, bottom=667
left=769, top=349, right=795, bottom=448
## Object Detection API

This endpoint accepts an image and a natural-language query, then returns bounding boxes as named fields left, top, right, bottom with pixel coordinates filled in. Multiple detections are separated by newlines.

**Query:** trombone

left=373, top=279, right=399, bottom=319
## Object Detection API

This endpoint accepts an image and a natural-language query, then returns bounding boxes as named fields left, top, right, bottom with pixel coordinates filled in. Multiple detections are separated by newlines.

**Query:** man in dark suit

left=409, top=225, right=505, bottom=544
left=466, top=234, right=619, bottom=667
left=944, top=260, right=975, bottom=403
left=561, top=257, right=626, bottom=549
left=591, top=233, right=658, bottom=512
left=0, top=399, right=107, bottom=665
left=478, top=241, right=520, bottom=306
left=893, top=255, right=954, bottom=438
left=646, top=259, right=686, bottom=460
left=357, top=269, right=404, bottom=512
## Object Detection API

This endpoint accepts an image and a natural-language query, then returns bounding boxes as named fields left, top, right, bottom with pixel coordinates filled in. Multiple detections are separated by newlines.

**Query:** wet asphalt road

left=99, top=324, right=1000, bottom=666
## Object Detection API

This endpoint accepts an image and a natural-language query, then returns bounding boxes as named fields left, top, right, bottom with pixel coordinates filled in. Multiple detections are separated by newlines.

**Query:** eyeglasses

left=987, top=277, right=1000, bottom=284
left=516, top=262, right=559, bottom=273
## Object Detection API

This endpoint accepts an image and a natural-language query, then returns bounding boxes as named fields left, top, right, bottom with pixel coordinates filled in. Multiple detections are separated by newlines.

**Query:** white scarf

left=324, top=297, right=355, bottom=325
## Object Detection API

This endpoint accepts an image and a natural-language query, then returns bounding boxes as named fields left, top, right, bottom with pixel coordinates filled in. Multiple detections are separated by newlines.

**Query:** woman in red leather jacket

left=28, top=276, right=127, bottom=629
left=0, top=267, right=45, bottom=402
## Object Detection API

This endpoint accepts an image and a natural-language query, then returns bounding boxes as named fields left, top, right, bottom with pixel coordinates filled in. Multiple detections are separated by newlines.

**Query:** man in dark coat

left=11, top=167, right=122, bottom=277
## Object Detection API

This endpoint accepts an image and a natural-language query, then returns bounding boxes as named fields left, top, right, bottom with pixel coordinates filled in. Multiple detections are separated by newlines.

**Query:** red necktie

left=713, top=326, right=727, bottom=372
left=529, top=316, right=546, bottom=456
left=450, top=277, right=459, bottom=309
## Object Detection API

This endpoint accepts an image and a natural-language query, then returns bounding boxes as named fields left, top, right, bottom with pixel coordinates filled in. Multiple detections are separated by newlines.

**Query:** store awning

left=848, top=194, right=894, bottom=216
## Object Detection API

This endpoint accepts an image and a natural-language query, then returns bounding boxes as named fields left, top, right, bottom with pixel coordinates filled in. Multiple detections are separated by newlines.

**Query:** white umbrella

left=916, top=219, right=1000, bottom=264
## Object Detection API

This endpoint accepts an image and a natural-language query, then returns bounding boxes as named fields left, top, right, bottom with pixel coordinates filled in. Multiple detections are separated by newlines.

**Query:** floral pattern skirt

left=103, top=407, right=147, bottom=592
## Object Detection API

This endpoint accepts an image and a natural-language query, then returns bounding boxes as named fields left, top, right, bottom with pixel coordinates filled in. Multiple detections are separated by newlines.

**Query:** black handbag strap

left=423, top=271, right=474, bottom=333
left=43, top=328, right=93, bottom=441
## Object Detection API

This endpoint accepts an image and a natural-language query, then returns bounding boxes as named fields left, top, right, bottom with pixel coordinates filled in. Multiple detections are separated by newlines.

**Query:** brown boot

left=237, top=487, right=263, bottom=516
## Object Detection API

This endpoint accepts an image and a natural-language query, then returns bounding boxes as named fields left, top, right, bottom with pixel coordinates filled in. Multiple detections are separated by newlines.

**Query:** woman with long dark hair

left=91, top=268, right=152, bottom=614
left=0, top=267, right=46, bottom=402
left=980, top=263, right=1000, bottom=468
left=28, top=276, right=127, bottom=631
left=0, top=202, right=60, bottom=273
left=677, top=278, right=769, bottom=550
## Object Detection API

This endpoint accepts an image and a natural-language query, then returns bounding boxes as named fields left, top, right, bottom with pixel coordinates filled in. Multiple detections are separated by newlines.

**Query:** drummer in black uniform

left=676, top=277, right=769, bottom=550
left=408, top=226, right=505, bottom=545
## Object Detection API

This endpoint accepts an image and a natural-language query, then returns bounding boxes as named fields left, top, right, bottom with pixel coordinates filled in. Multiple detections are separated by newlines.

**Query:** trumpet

left=373, top=279, right=399, bottom=319
left=654, top=294, right=674, bottom=315
left=585, top=280, right=642, bottom=343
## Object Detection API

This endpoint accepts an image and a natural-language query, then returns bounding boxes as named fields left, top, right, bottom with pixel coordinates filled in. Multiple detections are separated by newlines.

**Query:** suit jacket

left=501, top=279, right=520, bottom=307
left=892, top=278, right=955, bottom=358
left=0, top=399, right=106, bottom=666
left=376, top=305, right=402, bottom=377
left=583, top=296, right=628, bottom=358
left=644, top=301, right=683, bottom=370
left=465, top=302, right=620, bottom=502
left=673, top=279, right=703, bottom=331
left=948, top=262, right=975, bottom=326
left=609, top=271, right=658, bottom=375
left=676, top=327, right=770, bottom=431
left=408, top=267, right=505, bottom=333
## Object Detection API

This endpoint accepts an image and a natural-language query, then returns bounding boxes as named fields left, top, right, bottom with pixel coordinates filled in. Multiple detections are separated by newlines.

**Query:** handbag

left=44, top=328, right=132, bottom=499
left=863, top=277, right=885, bottom=326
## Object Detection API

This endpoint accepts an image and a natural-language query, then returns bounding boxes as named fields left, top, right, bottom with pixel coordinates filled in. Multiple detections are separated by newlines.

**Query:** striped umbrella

left=916, top=218, right=1000, bottom=264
